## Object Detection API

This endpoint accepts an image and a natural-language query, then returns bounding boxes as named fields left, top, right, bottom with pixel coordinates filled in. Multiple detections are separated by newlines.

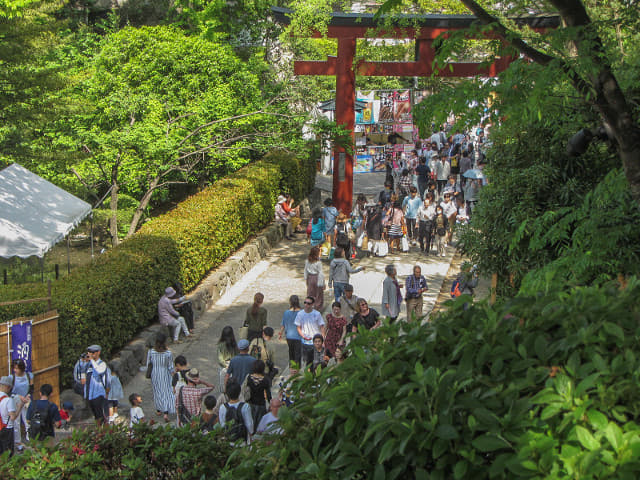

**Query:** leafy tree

left=62, top=26, right=299, bottom=244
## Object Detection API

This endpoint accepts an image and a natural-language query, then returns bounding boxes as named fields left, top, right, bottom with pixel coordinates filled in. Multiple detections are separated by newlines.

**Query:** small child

left=108, top=363, right=124, bottom=424
left=59, top=401, right=74, bottom=430
left=310, top=334, right=331, bottom=374
left=200, top=395, right=217, bottom=434
left=172, top=355, right=189, bottom=394
left=129, top=393, right=145, bottom=427
left=26, top=384, right=61, bottom=441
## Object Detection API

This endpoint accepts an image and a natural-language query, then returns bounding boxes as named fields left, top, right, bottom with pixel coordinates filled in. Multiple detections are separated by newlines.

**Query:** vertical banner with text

left=11, top=321, right=32, bottom=372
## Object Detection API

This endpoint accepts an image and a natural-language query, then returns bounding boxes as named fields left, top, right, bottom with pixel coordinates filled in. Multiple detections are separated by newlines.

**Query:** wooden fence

left=0, top=311, right=60, bottom=406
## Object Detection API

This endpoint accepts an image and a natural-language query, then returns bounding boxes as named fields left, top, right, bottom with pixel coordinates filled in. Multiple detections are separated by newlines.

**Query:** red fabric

left=176, top=386, right=213, bottom=426
left=324, top=314, right=347, bottom=356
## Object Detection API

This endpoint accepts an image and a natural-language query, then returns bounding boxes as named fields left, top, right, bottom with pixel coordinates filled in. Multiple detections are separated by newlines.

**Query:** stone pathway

left=118, top=173, right=457, bottom=423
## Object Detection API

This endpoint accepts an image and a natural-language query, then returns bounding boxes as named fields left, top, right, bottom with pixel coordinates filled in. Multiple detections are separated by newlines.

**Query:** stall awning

left=0, top=164, right=92, bottom=258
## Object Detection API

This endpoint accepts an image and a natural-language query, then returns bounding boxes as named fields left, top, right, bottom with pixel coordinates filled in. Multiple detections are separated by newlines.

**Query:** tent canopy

left=0, top=164, right=92, bottom=258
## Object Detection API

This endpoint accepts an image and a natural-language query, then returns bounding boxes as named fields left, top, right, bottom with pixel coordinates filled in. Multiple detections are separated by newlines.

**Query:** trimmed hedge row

left=0, top=153, right=316, bottom=386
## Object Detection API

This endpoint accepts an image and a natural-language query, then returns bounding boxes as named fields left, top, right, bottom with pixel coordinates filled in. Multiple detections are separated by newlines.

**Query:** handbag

left=376, top=241, right=389, bottom=257
left=306, top=218, right=312, bottom=237
left=437, top=227, right=446, bottom=236
left=238, top=325, right=249, bottom=340
left=357, top=231, right=365, bottom=248
left=320, top=240, right=332, bottom=257
left=401, top=235, right=410, bottom=252
left=146, top=361, right=153, bottom=379
left=241, top=375, right=252, bottom=402
left=361, top=234, right=369, bottom=251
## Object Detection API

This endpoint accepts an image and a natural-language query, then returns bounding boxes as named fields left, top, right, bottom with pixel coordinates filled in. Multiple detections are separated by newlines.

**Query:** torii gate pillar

left=333, top=37, right=357, bottom=215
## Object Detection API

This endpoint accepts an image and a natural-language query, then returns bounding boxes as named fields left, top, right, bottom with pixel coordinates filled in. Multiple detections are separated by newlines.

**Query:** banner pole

left=6, top=322, right=10, bottom=374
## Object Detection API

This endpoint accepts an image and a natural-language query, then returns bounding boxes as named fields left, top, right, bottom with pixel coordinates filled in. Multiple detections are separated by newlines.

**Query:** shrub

left=0, top=155, right=315, bottom=386
left=263, top=149, right=317, bottom=204
left=228, top=277, right=640, bottom=479
left=0, top=422, right=233, bottom=479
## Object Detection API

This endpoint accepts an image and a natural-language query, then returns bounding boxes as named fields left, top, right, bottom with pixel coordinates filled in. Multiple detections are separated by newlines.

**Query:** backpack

left=29, top=402, right=53, bottom=439
left=224, top=402, right=248, bottom=441
left=176, top=387, right=193, bottom=426
left=250, top=342, right=263, bottom=361
left=200, top=414, right=217, bottom=434
left=451, top=278, right=463, bottom=298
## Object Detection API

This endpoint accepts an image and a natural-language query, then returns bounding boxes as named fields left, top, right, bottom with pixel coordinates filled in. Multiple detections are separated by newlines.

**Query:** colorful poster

left=355, top=154, right=373, bottom=173
left=394, top=90, right=412, bottom=123
left=377, top=91, right=395, bottom=124
left=11, top=321, right=32, bottom=372
left=355, top=91, right=375, bottom=124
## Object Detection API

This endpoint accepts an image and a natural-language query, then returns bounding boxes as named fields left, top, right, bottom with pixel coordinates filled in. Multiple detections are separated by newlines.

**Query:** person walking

left=417, top=194, right=436, bottom=254
left=225, top=339, right=257, bottom=388
left=245, top=360, right=272, bottom=434
left=328, top=247, right=364, bottom=303
left=324, top=302, right=347, bottom=357
left=175, top=368, right=214, bottom=427
left=434, top=205, right=449, bottom=257
left=217, top=326, right=238, bottom=389
left=304, top=246, right=325, bottom=311
left=294, top=296, right=326, bottom=369
left=244, top=292, right=267, bottom=343
left=402, top=187, right=422, bottom=245
left=405, top=266, right=428, bottom=322
left=381, top=265, right=403, bottom=322
left=278, top=295, right=302, bottom=371
left=146, top=334, right=174, bottom=423
left=386, top=201, right=405, bottom=254
left=309, top=208, right=325, bottom=247
left=85, top=344, right=112, bottom=426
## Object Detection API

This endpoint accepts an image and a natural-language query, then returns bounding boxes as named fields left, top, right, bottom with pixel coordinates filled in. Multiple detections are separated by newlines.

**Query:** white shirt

left=218, top=401, right=254, bottom=441
left=417, top=204, right=436, bottom=221
left=441, top=200, right=457, bottom=218
left=294, top=309, right=325, bottom=345
left=130, top=406, right=144, bottom=427
left=436, top=161, right=450, bottom=181
left=0, top=392, right=16, bottom=428
left=256, top=412, right=282, bottom=434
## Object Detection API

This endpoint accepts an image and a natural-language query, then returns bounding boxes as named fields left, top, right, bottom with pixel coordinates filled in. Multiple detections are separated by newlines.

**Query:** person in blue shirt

left=402, top=187, right=422, bottom=246
left=26, top=384, right=61, bottom=440
left=322, top=198, right=339, bottom=245
left=84, top=345, right=112, bottom=426
left=278, top=295, right=302, bottom=372
left=405, top=265, right=428, bottom=322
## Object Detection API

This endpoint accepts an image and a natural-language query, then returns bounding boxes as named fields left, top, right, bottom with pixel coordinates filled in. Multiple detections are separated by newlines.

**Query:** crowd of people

left=315, top=125, right=488, bottom=259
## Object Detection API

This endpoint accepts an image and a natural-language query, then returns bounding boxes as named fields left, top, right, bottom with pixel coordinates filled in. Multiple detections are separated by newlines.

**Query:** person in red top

left=175, top=369, right=214, bottom=427
left=281, top=194, right=302, bottom=233
left=324, top=302, right=347, bottom=357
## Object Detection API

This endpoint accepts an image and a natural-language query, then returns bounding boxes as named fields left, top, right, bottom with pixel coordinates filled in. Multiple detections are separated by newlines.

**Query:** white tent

left=0, top=164, right=92, bottom=258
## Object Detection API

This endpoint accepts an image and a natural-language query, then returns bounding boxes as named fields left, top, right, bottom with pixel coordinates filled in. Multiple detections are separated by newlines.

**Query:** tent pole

left=90, top=212, right=94, bottom=259
left=67, top=235, right=71, bottom=275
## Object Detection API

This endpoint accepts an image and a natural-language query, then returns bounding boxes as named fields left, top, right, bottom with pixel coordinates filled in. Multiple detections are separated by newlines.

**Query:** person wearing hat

left=275, top=195, right=294, bottom=240
left=225, top=339, right=256, bottom=388
left=158, top=287, right=190, bottom=343
left=84, top=345, right=112, bottom=426
left=0, top=375, right=17, bottom=456
left=175, top=368, right=214, bottom=427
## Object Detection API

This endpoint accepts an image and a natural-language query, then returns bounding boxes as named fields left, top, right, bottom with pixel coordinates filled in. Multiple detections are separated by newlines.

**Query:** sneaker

left=441, top=253, right=446, bottom=257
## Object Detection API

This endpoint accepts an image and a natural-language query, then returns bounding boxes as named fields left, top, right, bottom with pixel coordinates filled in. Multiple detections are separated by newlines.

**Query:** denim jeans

left=333, top=282, right=348, bottom=303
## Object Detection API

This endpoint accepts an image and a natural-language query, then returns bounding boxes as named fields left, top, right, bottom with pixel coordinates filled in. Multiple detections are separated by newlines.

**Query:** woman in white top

left=417, top=195, right=437, bottom=254
left=304, top=246, right=325, bottom=311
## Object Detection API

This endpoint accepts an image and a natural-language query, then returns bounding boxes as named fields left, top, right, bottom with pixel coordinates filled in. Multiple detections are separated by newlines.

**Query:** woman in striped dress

left=147, top=333, right=175, bottom=422
left=387, top=200, right=405, bottom=254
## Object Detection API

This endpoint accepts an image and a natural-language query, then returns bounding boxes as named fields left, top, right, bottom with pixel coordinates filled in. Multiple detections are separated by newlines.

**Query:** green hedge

left=0, top=154, right=315, bottom=386
left=263, top=150, right=317, bottom=206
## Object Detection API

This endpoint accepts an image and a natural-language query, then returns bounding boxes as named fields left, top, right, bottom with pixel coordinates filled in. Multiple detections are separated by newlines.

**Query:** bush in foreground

left=227, top=277, right=640, bottom=479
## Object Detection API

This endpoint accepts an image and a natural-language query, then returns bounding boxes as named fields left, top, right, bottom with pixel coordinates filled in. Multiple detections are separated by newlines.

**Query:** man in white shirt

left=256, top=398, right=283, bottom=435
left=440, top=193, right=458, bottom=244
left=295, top=297, right=326, bottom=369
left=218, top=381, right=254, bottom=444
left=0, top=376, right=17, bottom=456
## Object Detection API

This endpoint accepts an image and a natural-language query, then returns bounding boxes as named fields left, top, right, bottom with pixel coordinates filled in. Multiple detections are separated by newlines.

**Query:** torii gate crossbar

left=273, top=8, right=558, bottom=213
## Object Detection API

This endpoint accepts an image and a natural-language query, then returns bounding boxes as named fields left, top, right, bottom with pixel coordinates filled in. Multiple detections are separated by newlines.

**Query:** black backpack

left=29, top=402, right=52, bottom=439
left=224, top=402, right=248, bottom=441
left=249, top=342, right=263, bottom=361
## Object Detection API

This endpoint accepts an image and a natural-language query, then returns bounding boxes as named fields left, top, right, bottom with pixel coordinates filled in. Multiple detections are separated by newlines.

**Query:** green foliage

left=263, top=150, right=317, bottom=203
left=0, top=422, right=232, bottom=479
left=0, top=156, right=312, bottom=386
left=228, top=277, right=640, bottom=479
left=139, top=161, right=281, bottom=290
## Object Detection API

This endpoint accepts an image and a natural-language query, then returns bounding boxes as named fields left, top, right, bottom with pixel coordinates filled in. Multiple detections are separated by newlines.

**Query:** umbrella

left=463, top=169, right=485, bottom=179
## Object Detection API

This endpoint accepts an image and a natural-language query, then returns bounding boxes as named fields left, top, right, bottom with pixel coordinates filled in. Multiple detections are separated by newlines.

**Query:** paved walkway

left=120, top=173, right=457, bottom=423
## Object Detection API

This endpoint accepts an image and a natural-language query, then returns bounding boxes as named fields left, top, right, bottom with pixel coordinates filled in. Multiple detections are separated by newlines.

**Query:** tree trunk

left=126, top=176, right=160, bottom=238
left=110, top=182, right=119, bottom=247
left=457, top=0, right=640, bottom=203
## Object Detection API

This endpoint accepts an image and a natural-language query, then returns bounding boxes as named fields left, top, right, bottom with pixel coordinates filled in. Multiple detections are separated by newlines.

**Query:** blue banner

left=11, top=322, right=32, bottom=372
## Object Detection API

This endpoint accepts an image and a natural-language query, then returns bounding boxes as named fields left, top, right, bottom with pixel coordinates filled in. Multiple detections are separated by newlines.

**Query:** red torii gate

left=273, top=7, right=558, bottom=214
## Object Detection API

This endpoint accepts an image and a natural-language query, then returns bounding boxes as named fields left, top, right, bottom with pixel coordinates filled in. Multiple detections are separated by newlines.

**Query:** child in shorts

left=129, top=393, right=144, bottom=427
